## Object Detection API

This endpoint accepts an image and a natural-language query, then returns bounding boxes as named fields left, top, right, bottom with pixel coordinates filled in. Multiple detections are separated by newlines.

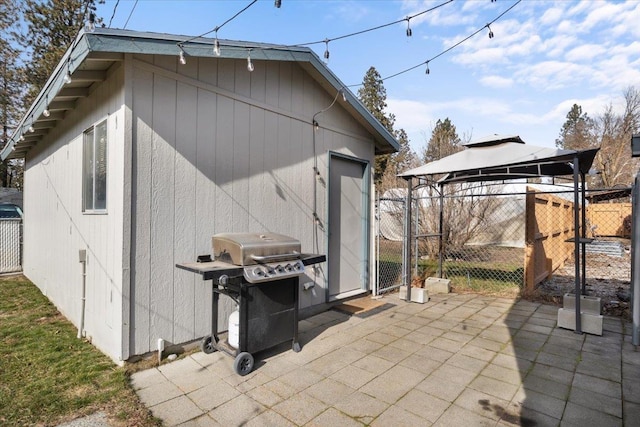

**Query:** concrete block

left=557, top=308, right=603, bottom=336
left=399, top=286, right=429, bottom=303
left=424, top=277, right=451, bottom=294
left=562, top=293, right=601, bottom=315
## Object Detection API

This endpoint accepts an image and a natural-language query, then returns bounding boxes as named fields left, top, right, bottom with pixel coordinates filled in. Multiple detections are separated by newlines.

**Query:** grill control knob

left=253, top=267, right=264, bottom=276
left=285, top=264, right=292, bottom=272
left=276, top=265, right=285, bottom=273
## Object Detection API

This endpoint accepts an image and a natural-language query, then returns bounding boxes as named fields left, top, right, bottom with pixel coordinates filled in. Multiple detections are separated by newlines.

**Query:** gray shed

left=1, top=28, right=398, bottom=362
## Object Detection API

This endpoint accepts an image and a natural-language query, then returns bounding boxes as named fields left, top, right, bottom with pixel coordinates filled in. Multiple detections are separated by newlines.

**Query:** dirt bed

left=535, top=252, right=632, bottom=320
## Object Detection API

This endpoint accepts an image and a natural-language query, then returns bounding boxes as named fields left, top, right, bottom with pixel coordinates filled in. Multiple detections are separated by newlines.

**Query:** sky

left=94, top=0, right=640, bottom=155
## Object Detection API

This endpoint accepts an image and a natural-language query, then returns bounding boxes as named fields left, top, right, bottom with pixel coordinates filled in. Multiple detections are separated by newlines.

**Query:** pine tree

left=555, top=104, right=593, bottom=150
left=423, top=118, right=462, bottom=163
left=0, top=0, right=25, bottom=187
left=357, top=66, right=401, bottom=185
left=18, top=0, right=99, bottom=103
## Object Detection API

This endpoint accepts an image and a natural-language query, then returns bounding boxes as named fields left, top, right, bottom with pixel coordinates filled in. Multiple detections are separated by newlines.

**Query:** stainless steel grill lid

left=212, top=232, right=302, bottom=266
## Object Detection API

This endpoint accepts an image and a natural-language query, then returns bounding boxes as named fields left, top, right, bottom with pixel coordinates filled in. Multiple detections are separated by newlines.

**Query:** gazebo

left=398, top=134, right=599, bottom=334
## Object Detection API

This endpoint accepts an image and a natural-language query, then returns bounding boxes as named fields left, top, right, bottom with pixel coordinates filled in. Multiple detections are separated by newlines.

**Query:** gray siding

left=23, top=64, right=126, bottom=362
left=129, top=54, right=375, bottom=356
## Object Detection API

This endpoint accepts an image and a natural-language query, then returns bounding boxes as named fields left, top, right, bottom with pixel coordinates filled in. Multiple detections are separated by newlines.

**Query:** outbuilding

left=1, top=28, right=398, bottom=362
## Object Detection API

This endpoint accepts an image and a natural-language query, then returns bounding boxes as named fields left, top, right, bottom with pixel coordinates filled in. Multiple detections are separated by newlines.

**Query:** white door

left=328, top=154, right=369, bottom=300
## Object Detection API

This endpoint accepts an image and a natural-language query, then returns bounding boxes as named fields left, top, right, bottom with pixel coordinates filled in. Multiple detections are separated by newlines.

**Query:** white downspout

left=78, top=249, right=87, bottom=339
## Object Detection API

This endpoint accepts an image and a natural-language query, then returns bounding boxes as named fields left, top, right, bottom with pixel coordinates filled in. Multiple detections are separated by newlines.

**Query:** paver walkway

left=131, top=293, right=639, bottom=426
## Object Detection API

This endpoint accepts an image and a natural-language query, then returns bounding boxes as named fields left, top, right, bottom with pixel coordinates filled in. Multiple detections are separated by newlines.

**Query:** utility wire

left=123, top=0, right=138, bottom=30
left=108, top=0, right=120, bottom=28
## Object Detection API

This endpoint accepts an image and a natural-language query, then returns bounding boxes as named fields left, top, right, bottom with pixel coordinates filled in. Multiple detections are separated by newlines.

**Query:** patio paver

left=128, top=293, right=637, bottom=426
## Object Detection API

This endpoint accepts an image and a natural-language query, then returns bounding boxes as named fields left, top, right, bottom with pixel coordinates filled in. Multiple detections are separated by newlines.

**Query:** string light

left=323, top=39, right=330, bottom=61
left=28, top=116, right=35, bottom=133
left=247, top=51, right=254, bottom=72
left=274, top=0, right=281, bottom=8
left=339, top=88, right=346, bottom=102
left=64, top=69, right=72, bottom=84
left=179, top=46, right=186, bottom=64
left=43, top=95, right=50, bottom=117
left=213, top=33, right=221, bottom=56
left=406, top=18, right=412, bottom=37
left=487, top=24, right=494, bottom=39
left=425, top=62, right=430, bottom=75
left=370, top=0, right=522, bottom=84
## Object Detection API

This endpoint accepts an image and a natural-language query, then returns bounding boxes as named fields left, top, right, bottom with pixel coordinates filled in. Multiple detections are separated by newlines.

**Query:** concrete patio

left=131, top=293, right=639, bottom=426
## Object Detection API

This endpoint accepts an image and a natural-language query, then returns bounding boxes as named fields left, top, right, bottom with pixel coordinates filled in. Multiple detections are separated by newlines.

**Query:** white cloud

left=479, top=75, right=514, bottom=89
left=565, top=43, right=607, bottom=62
left=540, top=6, right=565, bottom=26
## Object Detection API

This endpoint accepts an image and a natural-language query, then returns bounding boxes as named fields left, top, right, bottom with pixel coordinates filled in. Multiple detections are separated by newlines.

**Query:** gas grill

left=176, top=232, right=325, bottom=376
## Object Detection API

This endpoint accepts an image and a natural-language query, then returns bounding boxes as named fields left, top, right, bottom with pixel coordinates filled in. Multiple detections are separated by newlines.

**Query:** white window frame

left=82, top=118, right=108, bottom=213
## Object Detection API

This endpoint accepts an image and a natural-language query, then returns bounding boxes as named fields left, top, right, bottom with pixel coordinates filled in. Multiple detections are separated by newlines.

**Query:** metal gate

left=375, top=194, right=405, bottom=295
left=0, top=218, right=22, bottom=273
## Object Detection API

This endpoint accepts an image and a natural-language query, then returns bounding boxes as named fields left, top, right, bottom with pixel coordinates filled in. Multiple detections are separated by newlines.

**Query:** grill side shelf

left=175, top=261, right=244, bottom=281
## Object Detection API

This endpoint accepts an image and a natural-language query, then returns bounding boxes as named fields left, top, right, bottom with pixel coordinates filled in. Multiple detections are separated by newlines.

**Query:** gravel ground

left=536, top=250, right=632, bottom=320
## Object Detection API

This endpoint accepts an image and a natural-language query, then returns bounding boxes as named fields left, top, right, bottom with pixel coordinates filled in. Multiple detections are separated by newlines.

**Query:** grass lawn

left=0, top=275, right=160, bottom=427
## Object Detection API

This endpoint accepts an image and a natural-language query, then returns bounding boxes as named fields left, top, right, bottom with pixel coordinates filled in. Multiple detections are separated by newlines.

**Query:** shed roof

left=2, top=28, right=399, bottom=160
left=399, top=134, right=599, bottom=183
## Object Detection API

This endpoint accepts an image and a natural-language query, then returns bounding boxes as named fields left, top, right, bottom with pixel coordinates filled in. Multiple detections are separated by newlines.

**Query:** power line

left=108, top=0, right=120, bottom=29
left=123, top=0, right=138, bottom=30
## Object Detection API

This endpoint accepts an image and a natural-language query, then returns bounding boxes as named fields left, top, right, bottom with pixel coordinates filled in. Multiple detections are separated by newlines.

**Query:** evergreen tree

left=555, top=104, right=593, bottom=150
left=18, top=0, right=100, bottom=103
left=357, top=66, right=399, bottom=185
left=0, top=0, right=24, bottom=187
left=423, top=118, right=462, bottom=163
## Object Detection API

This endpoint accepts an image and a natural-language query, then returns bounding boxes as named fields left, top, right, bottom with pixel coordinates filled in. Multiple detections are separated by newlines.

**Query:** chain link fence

left=0, top=218, right=23, bottom=273
left=375, top=181, right=632, bottom=316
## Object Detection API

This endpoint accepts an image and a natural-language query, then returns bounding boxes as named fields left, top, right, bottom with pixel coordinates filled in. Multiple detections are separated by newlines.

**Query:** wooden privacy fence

left=524, top=188, right=575, bottom=291
left=587, top=203, right=632, bottom=238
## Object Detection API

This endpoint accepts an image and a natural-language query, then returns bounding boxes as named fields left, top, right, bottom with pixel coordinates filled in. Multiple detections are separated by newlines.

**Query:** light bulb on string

left=274, top=0, right=281, bottom=8
left=247, top=52, right=254, bottom=72
left=64, top=69, right=72, bottom=84
left=339, top=89, right=346, bottom=102
left=406, top=18, right=412, bottom=37
left=487, top=24, right=494, bottom=39
left=179, top=47, right=186, bottom=65
left=425, top=62, right=430, bottom=75
left=323, top=39, right=330, bottom=62
left=29, top=116, right=35, bottom=133
left=43, top=95, right=50, bottom=117
left=213, top=37, right=221, bottom=56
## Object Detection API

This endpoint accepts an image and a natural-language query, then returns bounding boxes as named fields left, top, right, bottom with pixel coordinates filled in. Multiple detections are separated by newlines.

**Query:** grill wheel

left=234, top=351, right=254, bottom=376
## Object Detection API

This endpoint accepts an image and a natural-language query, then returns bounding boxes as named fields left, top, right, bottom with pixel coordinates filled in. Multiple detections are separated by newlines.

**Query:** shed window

left=82, top=119, right=108, bottom=212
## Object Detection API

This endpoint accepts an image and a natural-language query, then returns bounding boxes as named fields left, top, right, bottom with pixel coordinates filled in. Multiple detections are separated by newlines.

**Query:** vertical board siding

left=24, top=65, right=126, bottom=362
left=149, top=64, right=177, bottom=349
left=129, top=55, right=378, bottom=355
left=131, top=65, right=153, bottom=353
left=173, top=79, right=198, bottom=343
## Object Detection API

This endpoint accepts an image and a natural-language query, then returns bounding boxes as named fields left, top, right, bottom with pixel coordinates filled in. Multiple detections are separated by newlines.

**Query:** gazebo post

left=573, top=155, right=582, bottom=334
left=403, top=177, right=413, bottom=302
left=438, top=183, right=444, bottom=279
left=581, top=171, right=587, bottom=295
